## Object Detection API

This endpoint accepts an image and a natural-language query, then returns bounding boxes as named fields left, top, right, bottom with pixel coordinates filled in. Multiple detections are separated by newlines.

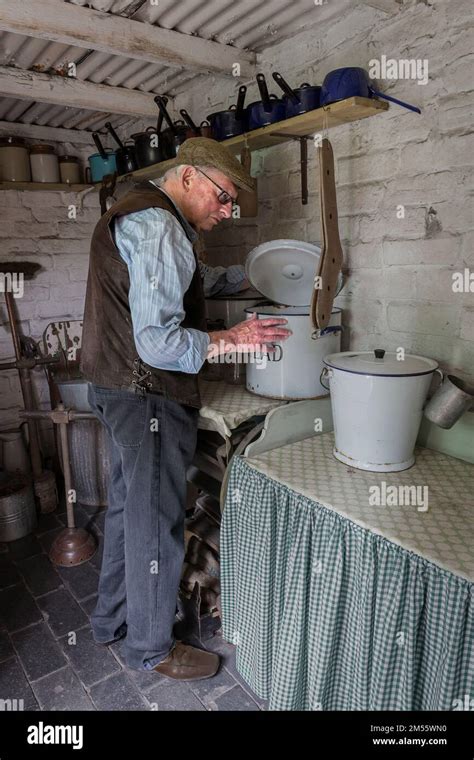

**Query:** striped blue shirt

left=114, top=184, right=245, bottom=373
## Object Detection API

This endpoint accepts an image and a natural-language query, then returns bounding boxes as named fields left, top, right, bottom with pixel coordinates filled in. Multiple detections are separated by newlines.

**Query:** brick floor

left=0, top=500, right=267, bottom=712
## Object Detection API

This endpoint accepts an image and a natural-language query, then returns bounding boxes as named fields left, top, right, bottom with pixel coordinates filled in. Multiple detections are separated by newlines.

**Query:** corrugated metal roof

left=0, top=0, right=341, bottom=134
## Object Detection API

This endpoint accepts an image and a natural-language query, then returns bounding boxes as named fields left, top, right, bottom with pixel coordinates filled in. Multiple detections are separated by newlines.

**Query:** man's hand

left=207, top=314, right=291, bottom=360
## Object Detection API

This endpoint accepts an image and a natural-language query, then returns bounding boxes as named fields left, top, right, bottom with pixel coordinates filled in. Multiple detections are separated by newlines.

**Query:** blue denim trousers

left=87, top=383, right=199, bottom=670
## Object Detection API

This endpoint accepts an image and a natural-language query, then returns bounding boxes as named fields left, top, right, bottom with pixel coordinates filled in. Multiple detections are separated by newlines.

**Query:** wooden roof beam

left=0, top=0, right=257, bottom=79
left=0, top=66, right=160, bottom=117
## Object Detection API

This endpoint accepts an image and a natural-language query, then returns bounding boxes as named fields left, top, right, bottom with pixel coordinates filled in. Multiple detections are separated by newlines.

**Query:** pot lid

left=30, top=144, right=55, bottom=154
left=245, top=239, right=322, bottom=306
left=0, top=136, right=27, bottom=148
left=323, top=350, right=439, bottom=376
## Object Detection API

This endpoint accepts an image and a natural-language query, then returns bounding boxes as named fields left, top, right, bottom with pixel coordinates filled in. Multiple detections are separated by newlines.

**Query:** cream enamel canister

left=29, top=144, right=60, bottom=183
left=0, top=137, right=31, bottom=182
left=59, top=155, right=81, bottom=184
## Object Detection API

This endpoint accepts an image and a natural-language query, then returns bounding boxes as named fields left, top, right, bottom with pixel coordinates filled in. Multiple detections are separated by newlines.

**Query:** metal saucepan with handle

left=130, top=95, right=168, bottom=169
left=246, top=73, right=286, bottom=130
left=104, top=122, right=137, bottom=175
left=130, top=127, right=162, bottom=169
left=272, top=72, right=322, bottom=118
left=207, top=85, right=247, bottom=141
left=86, top=132, right=117, bottom=183
left=320, top=67, right=421, bottom=114
left=179, top=109, right=201, bottom=138
left=154, top=96, right=188, bottom=159
left=179, top=109, right=213, bottom=139
left=198, top=120, right=213, bottom=138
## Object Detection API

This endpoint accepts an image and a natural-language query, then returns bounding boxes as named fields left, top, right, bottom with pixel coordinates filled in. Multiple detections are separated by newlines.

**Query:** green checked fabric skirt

left=221, top=454, right=474, bottom=711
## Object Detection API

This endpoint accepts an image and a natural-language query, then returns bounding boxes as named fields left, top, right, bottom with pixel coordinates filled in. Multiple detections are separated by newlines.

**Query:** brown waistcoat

left=79, top=183, right=206, bottom=408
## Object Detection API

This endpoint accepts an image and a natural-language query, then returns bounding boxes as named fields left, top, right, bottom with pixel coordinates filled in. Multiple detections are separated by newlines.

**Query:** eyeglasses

left=198, top=169, right=238, bottom=205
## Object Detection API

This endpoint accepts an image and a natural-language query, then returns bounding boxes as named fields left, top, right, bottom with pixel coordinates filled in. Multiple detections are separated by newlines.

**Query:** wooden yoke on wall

left=311, top=138, right=343, bottom=330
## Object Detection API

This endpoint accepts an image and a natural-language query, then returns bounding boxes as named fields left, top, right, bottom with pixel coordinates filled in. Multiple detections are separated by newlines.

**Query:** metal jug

left=424, top=374, right=474, bottom=429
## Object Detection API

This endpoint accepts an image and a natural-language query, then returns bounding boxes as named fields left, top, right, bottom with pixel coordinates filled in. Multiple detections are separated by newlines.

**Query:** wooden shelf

left=0, top=98, right=385, bottom=190
left=0, top=98, right=388, bottom=193
left=0, top=182, right=93, bottom=192
left=118, top=97, right=389, bottom=183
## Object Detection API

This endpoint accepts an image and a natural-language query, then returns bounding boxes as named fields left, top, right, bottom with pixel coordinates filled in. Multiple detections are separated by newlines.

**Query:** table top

left=198, top=380, right=287, bottom=438
left=244, top=432, right=474, bottom=581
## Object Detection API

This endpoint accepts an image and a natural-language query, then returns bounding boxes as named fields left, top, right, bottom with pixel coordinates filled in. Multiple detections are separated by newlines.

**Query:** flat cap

left=169, top=137, right=255, bottom=193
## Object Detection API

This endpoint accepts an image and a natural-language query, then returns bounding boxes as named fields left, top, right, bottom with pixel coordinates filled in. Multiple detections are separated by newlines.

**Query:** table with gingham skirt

left=220, top=433, right=474, bottom=711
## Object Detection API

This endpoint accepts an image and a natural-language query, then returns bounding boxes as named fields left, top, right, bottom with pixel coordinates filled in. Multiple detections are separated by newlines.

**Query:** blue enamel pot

left=87, top=151, right=117, bottom=182
left=320, top=67, right=421, bottom=114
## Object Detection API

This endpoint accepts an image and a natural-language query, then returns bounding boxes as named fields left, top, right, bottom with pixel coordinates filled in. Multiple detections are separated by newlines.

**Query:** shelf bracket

left=99, top=172, right=117, bottom=216
left=269, top=133, right=311, bottom=205
left=299, top=136, right=309, bottom=206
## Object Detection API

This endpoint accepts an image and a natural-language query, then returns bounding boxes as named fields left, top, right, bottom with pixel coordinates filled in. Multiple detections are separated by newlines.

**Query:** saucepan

left=154, top=96, right=188, bottom=159
left=86, top=132, right=117, bottom=183
left=180, top=110, right=212, bottom=138
left=130, top=95, right=168, bottom=169
left=207, top=85, right=247, bottom=140
left=246, top=73, right=286, bottom=130
left=320, top=67, right=421, bottom=114
left=105, top=122, right=137, bottom=175
left=272, top=72, right=322, bottom=118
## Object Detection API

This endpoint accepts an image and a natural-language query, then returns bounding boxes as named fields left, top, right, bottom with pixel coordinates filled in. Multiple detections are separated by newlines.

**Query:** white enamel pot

left=322, top=349, right=442, bottom=472
left=245, top=305, right=342, bottom=400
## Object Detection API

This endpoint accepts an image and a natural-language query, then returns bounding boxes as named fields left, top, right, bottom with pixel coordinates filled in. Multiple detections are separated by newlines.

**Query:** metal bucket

left=0, top=472, right=37, bottom=542
left=56, top=380, right=110, bottom=507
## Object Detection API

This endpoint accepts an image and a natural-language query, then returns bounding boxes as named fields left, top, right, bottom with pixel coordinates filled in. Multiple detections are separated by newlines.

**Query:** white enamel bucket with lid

left=245, top=305, right=342, bottom=399
left=243, top=239, right=343, bottom=399
left=322, top=349, right=442, bottom=472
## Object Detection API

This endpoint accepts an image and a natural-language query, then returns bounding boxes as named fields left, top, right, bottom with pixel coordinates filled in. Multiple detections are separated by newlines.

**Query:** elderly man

left=80, top=138, right=290, bottom=681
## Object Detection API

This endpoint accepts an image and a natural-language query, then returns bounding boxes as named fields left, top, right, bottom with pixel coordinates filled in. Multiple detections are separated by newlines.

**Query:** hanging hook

left=322, top=105, right=330, bottom=140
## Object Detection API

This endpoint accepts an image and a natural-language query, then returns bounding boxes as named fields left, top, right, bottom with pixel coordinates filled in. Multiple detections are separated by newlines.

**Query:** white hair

left=156, top=164, right=215, bottom=186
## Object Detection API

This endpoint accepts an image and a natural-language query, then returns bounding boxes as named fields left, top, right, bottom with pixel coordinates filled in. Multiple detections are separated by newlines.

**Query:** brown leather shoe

left=152, top=642, right=220, bottom=681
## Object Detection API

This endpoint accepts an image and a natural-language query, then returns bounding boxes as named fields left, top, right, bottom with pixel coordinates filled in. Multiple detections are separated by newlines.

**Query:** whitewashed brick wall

left=0, top=137, right=102, bottom=451
left=0, top=0, right=473, bottom=456
left=180, top=0, right=473, bottom=379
